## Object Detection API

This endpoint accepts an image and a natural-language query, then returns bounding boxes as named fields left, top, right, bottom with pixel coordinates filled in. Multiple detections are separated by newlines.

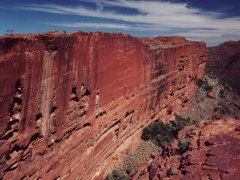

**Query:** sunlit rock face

left=0, top=31, right=206, bottom=179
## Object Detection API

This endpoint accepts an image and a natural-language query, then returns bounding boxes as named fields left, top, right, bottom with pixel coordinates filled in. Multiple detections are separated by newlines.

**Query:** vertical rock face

left=0, top=32, right=206, bottom=179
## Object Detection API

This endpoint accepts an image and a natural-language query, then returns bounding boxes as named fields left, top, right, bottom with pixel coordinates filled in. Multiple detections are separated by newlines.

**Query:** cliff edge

left=0, top=31, right=206, bottom=179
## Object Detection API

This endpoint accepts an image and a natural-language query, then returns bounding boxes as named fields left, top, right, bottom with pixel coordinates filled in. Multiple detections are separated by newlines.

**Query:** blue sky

left=1, top=0, right=240, bottom=46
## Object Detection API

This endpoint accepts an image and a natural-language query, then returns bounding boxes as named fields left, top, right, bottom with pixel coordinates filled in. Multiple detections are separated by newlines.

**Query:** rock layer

left=0, top=32, right=206, bottom=179
left=132, top=119, right=240, bottom=180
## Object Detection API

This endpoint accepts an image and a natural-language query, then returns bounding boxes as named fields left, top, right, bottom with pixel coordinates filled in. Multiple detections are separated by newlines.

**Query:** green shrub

left=196, top=78, right=213, bottom=91
left=155, top=134, right=172, bottom=148
left=105, top=170, right=130, bottom=180
left=167, top=168, right=176, bottom=177
left=196, top=78, right=205, bottom=88
left=204, top=84, right=213, bottom=91
left=141, top=121, right=174, bottom=148
left=172, top=115, right=192, bottom=132
left=178, top=137, right=190, bottom=153
left=121, top=141, right=159, bottom=176
left=219, top=89, right=225, bottom=97
left=142, top=116, right=195, bottom=148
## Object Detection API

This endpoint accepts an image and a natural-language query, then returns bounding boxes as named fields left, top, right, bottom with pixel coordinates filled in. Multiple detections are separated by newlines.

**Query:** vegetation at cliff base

left=178, top=137, right=190, bottom=153
left=172, top=115, right=193, bottom=132
left=105, top=170, right=130, bottom=180
left=141, top=115, right=193, bottom=148
left=196, top=78, right=213, bottom=91
left=141, top=121, right=174, bottom=148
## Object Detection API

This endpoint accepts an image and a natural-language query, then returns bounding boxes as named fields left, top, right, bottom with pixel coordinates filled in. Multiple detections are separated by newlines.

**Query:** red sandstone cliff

left=0, top=31, right=206, bottom=179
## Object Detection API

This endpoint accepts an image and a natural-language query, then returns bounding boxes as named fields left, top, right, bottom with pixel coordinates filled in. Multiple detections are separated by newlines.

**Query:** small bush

left=172, top=115, right=192, bottom=132
left=105, top=170, right=130, bottom=180
left=178, top=137, right=190, bottom=153
left=121, top=141, right=159, bottom=176
left=155, top=134, right=172, bottom=148
left=167, top=168, right=176, bottom=177
left=196, top=78, right=204, bottom=88
left=204, top=84, right=213, bottom=91
left=196, top=78, right=213, bottom=91
left=5, top=29, right=15, bottom=35
left=142, top=116, right=195, bottom=148
left=141, top=121, right=174, bottom=148
left=213, top=107, right=219, bottom=112
left=125, top=168, right=131, bottom=175
left=219, top=89, right=225, bottom=98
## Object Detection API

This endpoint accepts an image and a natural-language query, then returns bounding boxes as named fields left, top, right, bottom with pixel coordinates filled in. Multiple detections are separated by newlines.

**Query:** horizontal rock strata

left=0, top=31, right=206, bottom=179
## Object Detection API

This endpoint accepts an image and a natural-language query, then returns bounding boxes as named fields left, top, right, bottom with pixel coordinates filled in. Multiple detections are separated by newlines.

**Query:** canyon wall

left=208, top=41, right=240, bottom=93
left=0, top=32, right=206, bottom=179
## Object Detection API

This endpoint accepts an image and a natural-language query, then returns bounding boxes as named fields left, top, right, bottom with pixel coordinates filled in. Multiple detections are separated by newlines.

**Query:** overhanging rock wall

left=0, top=32, right=206, bottom=179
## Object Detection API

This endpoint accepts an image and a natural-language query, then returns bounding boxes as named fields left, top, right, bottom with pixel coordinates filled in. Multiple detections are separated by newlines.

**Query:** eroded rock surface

left=0, top=32, right=206, bottom=179
left=132, top=119, right=240, bottom=180
left=207, top=41, right=240, bottom=93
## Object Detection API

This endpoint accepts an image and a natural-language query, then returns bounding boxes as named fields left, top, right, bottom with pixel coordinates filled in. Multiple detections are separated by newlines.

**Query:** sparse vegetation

left=5, top=29, right=15, bottom=35
left=108, top=116, right=195, bottom=179
left=185, top=72, right=240, bottom=121
left=105, top=170, right=130, bottom=180
left=196, top=78, right=213, bottom=91
left=196, top=78, right=205, bottom=88
left=45, top=42, right=59, bottom=52
left=121, top=141, right=159, bottom=175
left=108, top=69, right=240, bottom=179
left=172, top=115, right=193, bottom=132
left=107, top=140, right=160, bottom=178
left=141, top=116, right=195, bottom=148
left=178, top=137, right=190, bottom=153
left=167, top=168, right=176, bottom=177
left=141, top=121, right=174, bottom=148
left=155, top=134, right=172, bottom=148
left=219, top=89, right=225, bottom=98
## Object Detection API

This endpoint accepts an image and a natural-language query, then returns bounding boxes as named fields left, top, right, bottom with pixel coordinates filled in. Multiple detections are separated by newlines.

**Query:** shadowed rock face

left=132, top=119, right=240, bottom=180
left=207, top=41, right=240, bottom=93
left=0, top=31, right=206, bottom=179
